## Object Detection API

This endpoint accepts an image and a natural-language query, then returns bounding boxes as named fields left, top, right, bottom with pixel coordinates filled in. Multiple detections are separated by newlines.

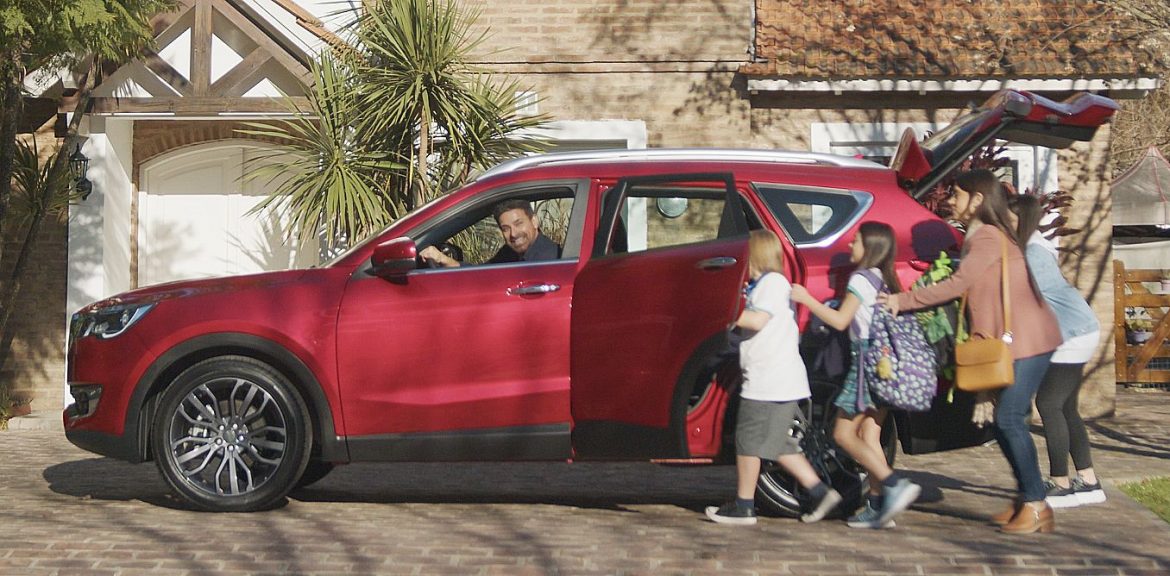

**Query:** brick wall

left=133, top=121, right=279, bottom=184
left=1, top=132, right=69, bottom=412
left=465, top=0, right=750, bottom=64
left=1056, top=128, right=1115, bottom=418
left=460, top=0, right=753, bottom=146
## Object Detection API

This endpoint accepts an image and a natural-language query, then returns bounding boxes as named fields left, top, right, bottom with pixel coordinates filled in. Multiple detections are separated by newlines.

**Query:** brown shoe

left=990, top=501, right=1020, bottom=526
left=1000, top=501, right=1055, bottom=534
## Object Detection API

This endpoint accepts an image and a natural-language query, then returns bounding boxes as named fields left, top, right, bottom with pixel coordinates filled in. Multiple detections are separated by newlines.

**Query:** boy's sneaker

left=846, top=501, right=896, bottom=529
left=800, top=489, right=842, bottom=523
left=876, top=478, right=921, bottom=525
left=1044, top=478, right=1081, bottom=509
left=1072, top=477, right=1107, bottom=505
left=705, top=501, right=757, bottom=525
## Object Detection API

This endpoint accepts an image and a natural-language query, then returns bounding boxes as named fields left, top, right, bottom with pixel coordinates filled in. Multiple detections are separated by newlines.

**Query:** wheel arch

left=669, top=330, right=736, bottom=457
left=124, top=332, right=347, bottom=464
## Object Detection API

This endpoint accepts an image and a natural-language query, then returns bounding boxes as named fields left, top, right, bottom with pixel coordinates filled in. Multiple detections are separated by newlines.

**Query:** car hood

left=80, top=269, right=312, bottom=312
left=890, top=89, right=1119, bottom=198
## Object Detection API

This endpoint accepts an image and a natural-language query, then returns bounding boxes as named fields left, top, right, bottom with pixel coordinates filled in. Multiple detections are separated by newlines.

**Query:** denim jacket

left=1025, top=233, right=1099, bottom=341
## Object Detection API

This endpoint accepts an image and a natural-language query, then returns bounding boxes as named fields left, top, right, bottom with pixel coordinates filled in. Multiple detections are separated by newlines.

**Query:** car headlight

left=72, top=302, right=156, bottom=340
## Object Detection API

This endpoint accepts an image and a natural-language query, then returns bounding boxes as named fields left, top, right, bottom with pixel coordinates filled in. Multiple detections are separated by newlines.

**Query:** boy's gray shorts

left=735, top=398, right=801, bottom=459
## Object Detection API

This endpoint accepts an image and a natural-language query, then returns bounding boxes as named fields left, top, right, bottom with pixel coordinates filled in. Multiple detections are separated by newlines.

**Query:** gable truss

left=91, top=0, right=314, bottom=115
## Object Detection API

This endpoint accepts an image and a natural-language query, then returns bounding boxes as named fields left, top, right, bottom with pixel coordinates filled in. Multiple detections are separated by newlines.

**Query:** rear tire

left=151, top=356, right=312, bottom=512
left=755, top=400, right=897, bottom=518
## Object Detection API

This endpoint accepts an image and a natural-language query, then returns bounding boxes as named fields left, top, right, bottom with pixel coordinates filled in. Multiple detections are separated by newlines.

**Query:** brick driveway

left=2, top=387, right=1169, bottom=575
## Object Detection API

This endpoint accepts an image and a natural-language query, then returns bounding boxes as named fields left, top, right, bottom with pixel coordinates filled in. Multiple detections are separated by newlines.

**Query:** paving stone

left=1, top=387, right=1169, bottom=574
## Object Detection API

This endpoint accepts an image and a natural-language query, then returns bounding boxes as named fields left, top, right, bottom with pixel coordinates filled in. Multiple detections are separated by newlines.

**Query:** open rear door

left=891, top=89, right=1119, bottom=198
left=571, top=173, right=749, bottom=459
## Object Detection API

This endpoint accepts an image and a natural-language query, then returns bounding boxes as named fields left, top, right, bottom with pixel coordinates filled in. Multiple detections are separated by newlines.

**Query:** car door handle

left=507, top=283, right=561, bottom=296
left=696, top=257, right=738, bottom=270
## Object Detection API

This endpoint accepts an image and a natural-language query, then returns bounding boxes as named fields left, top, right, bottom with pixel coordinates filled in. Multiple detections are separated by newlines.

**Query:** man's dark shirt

left=488, top=233, right=561, bottom=264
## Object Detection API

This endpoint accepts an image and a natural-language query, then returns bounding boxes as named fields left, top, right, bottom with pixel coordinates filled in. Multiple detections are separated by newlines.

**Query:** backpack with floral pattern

left=856, top=270, right=938, bottom=412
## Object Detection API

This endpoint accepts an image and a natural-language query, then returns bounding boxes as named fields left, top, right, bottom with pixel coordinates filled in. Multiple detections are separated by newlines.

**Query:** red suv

left=65, top=89, right=1117, bottom=512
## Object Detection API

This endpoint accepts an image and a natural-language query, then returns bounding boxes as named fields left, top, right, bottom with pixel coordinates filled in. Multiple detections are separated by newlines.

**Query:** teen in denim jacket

left=1010, top=194, right=1106, bottom=510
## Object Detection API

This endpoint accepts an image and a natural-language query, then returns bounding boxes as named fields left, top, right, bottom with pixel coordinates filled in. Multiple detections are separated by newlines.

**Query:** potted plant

left=7, top=395, right=32, bottom=417
left=1126, top=317, right=1155, bottom=344
left=0, top=389, right=30, bottom=429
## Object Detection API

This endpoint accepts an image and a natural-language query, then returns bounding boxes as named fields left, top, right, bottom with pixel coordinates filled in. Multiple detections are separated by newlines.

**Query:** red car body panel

left=570, top=237, right=749, bottom=429
left=67, top=269, right=350, bottom=438
left=335, top=260, right=575, bottom=436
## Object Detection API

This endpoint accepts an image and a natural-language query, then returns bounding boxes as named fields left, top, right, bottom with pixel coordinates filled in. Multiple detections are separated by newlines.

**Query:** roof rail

left=474, top=148, right=883, bottom=180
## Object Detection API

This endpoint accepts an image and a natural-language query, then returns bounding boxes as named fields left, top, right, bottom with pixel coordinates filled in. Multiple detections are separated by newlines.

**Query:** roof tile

left=744, top=0, right=1164, bottom=78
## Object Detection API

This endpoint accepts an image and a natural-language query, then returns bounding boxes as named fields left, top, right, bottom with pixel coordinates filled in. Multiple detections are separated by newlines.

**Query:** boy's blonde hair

left=748, top=230, right=785, bottom=275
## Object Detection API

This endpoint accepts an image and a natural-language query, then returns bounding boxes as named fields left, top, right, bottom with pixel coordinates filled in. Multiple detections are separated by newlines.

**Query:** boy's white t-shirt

left=846, top=268, right=882, bottom=340
left=738, top=272, right=811, bottom=402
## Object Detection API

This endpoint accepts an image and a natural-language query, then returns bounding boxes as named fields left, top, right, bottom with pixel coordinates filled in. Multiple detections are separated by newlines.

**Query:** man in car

left=419, top=199, right=561, bottom=267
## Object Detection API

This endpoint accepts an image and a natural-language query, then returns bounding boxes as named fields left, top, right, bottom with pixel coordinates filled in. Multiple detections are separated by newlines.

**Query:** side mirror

left=370, top=237, right=417, bottom=278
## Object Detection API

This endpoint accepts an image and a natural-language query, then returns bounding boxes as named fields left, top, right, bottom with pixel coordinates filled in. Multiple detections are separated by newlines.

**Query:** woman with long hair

left=884, top=169, right=1062, bottom=534
left=1009, top=194, right=1105, bottom=508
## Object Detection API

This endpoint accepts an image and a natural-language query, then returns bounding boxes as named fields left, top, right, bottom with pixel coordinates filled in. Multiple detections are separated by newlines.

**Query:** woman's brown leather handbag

left=954, top=236, right=1014, bottom=392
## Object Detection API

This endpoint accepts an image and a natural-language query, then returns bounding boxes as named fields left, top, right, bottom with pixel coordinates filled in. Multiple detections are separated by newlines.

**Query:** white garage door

left=138, top=141, right=318, bottom=286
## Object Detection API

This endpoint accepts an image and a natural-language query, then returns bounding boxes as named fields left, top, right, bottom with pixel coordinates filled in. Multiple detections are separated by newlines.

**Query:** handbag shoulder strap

left=1000, top=234, right=1011, bottom=339
left=957, top=231, right=1011, bottom=339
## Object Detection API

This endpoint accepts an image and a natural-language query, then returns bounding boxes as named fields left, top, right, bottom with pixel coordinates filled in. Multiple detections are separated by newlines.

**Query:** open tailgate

left=890, top=89, right=1119, bottom=198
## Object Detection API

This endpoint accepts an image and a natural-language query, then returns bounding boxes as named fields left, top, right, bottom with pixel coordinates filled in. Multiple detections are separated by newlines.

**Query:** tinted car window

left=607, top=186, right=728, bottom=254
left=753, top=185, right=863, bottom=245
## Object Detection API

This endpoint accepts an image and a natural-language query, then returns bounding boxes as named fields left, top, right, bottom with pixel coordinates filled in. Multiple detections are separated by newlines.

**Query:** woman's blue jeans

left=994, top=352, right=1053, bottom=503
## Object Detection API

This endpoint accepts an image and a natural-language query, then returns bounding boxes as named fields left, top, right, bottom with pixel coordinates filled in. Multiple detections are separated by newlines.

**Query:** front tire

left=151, top=356, right=312, bottom=512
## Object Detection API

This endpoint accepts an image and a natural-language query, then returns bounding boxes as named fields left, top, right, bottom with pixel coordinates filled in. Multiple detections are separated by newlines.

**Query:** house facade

left=10, top=0, right=1160, bottom=417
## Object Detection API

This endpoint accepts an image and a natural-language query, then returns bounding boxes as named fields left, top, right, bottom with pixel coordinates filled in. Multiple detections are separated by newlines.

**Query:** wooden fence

left=1114, top=260, right=1170, bottom=384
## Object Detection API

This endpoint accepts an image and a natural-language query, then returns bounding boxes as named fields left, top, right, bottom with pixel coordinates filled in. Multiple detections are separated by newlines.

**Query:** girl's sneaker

left=800, top=489, right=842, bottom=523
left=1044, top=478, right=1081, bottom=509
left=877, top=478, right=920, bottom=525
left=705, top=502, right=758, bottom=525
left=846, top=501, right=895, bottom=529
left=1072, top=477, right=1107, bottom=505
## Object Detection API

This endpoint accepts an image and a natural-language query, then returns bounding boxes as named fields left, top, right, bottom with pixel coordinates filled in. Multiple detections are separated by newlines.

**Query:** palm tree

left=242, top=52, right=406, bottom=253
left=243, top=0, right=548, bottom=252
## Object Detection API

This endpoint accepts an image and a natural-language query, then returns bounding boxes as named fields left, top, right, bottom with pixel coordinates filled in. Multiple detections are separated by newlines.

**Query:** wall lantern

left=69, top=143, right=92, bottom=200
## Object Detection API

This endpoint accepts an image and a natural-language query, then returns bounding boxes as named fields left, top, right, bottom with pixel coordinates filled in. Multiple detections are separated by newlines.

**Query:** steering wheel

left=421, top=242, right=464, bottom=268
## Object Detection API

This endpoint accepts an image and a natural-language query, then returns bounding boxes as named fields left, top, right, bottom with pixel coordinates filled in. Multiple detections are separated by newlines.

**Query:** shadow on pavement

left=42, top=457, right=234, bottom=511
left=42, top=457, right=736, bottom=512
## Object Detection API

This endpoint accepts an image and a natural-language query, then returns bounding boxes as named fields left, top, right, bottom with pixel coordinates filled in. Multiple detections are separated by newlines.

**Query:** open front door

left=570, top=173, right=749, bottom=459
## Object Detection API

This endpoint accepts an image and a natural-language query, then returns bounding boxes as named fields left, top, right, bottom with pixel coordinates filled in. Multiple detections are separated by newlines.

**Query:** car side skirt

left=346, top=423, right=571, bottom=462
left=571, top=422, right=682, bottom=459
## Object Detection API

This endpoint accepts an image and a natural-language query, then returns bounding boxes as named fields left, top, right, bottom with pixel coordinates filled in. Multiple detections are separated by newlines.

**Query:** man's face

left=496, top=208, right=540, bottom=255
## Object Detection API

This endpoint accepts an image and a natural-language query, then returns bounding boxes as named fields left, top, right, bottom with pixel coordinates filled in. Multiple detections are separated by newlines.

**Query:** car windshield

left=319, top=192, right=455, bottom=268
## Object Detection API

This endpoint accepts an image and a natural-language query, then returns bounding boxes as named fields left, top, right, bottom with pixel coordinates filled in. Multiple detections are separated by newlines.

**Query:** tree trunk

left=0, top=47, right=23, bottom=268
left=0, top=66, right=91, bottom=377
left=415, top=105, right=429, bottom=210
